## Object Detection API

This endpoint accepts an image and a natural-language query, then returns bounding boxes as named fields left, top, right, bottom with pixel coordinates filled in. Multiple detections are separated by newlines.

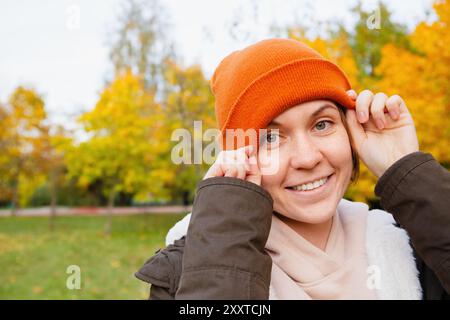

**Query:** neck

left=275, top=213, right=334, bottom=251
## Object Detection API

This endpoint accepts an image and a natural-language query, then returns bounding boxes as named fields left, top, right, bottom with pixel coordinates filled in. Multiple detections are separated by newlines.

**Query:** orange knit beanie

left=210, top=38, right=356, bottom=150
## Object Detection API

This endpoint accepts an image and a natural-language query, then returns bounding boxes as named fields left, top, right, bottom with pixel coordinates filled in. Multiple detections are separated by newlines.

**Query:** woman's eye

left=266, top=132, right=278, bottom=143
left=260, top=131, right=279, bottom=145
left=315, top=120, right=332, bottom=131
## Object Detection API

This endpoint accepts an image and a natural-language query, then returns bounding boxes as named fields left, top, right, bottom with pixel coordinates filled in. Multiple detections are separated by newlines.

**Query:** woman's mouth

left=285, top=174, right=334, bottom=199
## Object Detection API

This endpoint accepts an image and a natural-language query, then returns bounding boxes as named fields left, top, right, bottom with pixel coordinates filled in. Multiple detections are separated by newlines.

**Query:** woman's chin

left=276, top=199, right=338, bottom=224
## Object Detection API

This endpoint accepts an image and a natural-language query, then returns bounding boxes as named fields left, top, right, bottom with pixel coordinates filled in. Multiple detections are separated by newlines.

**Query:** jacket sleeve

left=175, top=176, right=273, bottom=299
left=135, top=237, right=186, bottom=300
left=375, top=151, right=450, bottom=293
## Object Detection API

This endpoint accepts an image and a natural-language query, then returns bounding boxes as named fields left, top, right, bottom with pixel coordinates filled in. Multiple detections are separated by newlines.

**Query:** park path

left=0, top=205, right=192, bottom=217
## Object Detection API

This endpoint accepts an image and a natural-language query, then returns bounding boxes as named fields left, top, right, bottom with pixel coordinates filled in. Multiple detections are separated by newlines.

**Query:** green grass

left=0, top=213, right=186, bottom=299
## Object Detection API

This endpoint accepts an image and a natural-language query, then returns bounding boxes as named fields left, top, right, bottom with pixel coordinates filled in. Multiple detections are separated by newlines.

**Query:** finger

left=234, top=145, right=250, bottom=166
left=203, top=161, right=219, bottom=179
left=246, top=155, right=261, bottom=185
left=222, top=150, right=238, bottom=166
left=248, top=153, right=260, bottom=175
left=355, top=89, right=373, bottom=123
left=386, top=94, right=409, bottom=118
left=214, top=150, right=227, bottom=167
left=346, top=89, right=357, bottom=100
left=384, top=95, right=400, bottom=120
left=243, top=144, right=254, bottom=158
left=345, top=109, right=367, bottom=154
left=371, top=92, right=388, bottom=130
left=246, top=144, right=262, bottom=184
left=243, top=157, right=250, bottom=172
left=224, top=166, right=237, bottom=178
left=236, top=164, right=246, bottom=180
left=244, top=144, right=255, bottom=169
left=213, top=163, right=227, bottom=177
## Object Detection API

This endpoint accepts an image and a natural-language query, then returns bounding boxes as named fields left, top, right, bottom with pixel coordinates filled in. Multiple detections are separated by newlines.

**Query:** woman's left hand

left=345, top=90, right=419, bottom=178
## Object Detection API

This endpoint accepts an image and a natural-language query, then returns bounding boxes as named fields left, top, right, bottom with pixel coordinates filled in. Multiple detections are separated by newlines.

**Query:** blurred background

left=0, top=0, right=449, bottom=299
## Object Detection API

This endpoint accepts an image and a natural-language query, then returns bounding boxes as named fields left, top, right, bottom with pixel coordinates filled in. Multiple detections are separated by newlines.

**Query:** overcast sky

left=0, top=0, right=434, bottom=127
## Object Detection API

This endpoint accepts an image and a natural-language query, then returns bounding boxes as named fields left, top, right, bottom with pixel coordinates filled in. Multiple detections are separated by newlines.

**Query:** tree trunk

left=104, top=190, right=115, bottom=236
left=10, top=179, right=18, bottom=217
left=49, top=175, right=57, bottom=231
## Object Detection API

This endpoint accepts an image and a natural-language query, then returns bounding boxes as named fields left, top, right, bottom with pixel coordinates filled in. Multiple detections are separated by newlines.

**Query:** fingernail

left=357, top=111, right=366, bottom=122
left=375, top=119, right=385, bottom=130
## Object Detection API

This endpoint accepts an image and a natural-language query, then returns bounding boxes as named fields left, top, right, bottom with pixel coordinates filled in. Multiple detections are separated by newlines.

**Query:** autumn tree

left=0, top=87, right=50, bottom=215
left=151, top=59, right=216, bottom=204
left=64, top=70, right=162, bottom=234
left=109, top=0, right=175, bottom=96
left=0, top=103, right=12, bottom=204
left=41, top=125, right=73, bottom=230
left=374, top=0, right=450, bottom=166
left=348, top=1, right=412, bottom=84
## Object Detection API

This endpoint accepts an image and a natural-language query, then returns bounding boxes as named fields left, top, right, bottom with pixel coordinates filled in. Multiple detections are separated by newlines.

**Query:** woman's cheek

left=258, top=145, right=282, bottom=176
left=259, top=147, right=289, bottom=190
left=321, top=130, right=353, bottom=178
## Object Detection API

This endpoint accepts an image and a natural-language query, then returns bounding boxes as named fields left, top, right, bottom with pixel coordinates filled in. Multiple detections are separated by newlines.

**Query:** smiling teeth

left=292, top=177, right=328, bottom=191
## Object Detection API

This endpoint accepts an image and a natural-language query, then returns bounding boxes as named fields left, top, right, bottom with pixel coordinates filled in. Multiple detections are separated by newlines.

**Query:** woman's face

left=258, top=100, right=353, bottom=224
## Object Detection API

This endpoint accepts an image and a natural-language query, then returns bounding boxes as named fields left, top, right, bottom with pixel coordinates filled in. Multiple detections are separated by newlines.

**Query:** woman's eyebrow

left=267, top=121, right=281, bottom=127
left=312, top=104, right=339, bottom=117
left=267, top=103, right=339, bottom=127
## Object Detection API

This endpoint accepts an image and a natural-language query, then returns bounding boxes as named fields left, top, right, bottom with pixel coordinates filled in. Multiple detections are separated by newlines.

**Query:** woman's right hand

left=203, top=145, right=262, bottom=186
left=345, top=90, right=419, bottom=178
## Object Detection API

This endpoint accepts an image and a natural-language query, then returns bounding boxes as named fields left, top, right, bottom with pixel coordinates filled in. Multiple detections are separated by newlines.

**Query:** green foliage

left=348, top=1, right=412, bottom=83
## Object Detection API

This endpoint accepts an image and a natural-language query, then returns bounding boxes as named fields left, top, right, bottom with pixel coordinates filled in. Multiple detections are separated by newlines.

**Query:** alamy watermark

left=366, top=6, right=381, bottom=30
left=170, top=121, right=281, bottom=175
left=66, top=264, right=81, bottom=290
left=367, top=265, right=381, bottom=290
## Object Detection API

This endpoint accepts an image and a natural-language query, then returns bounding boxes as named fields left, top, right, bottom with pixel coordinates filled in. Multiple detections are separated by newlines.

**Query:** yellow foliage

left=288, top=1, right=450, bottom=202
left=65, top=70, right=163, bottom=199
left=288, top=29, right=359, bottom=90
left=0, top=86, right=53, bottom=206
left=375, top=0, right=450, bottom=163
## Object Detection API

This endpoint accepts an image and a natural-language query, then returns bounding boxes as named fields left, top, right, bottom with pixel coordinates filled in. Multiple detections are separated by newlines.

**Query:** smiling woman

left=135, top=38, right=450, bottom=300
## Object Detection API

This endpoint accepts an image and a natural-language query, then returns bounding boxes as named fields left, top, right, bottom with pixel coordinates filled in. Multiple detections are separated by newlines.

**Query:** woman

left=135, top=38, right=450, bottom=299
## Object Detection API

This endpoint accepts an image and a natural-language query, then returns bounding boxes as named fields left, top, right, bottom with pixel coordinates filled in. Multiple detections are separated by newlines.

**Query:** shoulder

left=338, top=198, right=422, bottom=299
left=365, top=207, right=408, bottom=249
left=337, top=198, right=397, bottom=230
left=338, top=198, right=411, bottom=263
left=364, top=207, right=423, bottom=299
left=134, top=237, right=185, bottom=297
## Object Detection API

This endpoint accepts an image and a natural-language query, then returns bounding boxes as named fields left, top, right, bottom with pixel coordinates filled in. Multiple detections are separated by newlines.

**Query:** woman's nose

left=289, top=136, right=323, bottom=170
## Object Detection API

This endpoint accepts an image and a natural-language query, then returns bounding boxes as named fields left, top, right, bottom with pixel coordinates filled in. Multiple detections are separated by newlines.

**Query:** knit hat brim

left=220, top=57, right=356, bottom=136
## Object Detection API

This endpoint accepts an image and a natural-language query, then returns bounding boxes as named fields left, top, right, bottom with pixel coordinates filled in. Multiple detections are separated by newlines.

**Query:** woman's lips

left=285, top=173, right=334, bottom=201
